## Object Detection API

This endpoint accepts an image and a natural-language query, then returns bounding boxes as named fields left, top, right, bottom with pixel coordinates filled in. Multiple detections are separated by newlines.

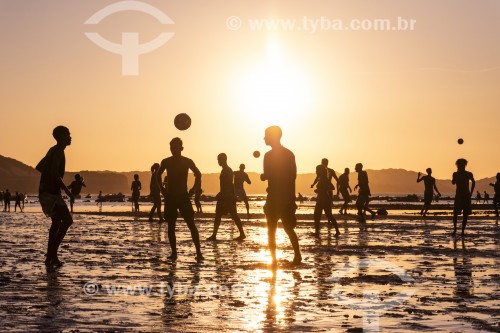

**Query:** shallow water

left=0, top=212, right=499, bottom=332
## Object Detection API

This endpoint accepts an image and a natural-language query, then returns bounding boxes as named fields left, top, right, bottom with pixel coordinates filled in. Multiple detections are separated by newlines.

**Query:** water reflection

left=453, top=240, right=473, bottom=299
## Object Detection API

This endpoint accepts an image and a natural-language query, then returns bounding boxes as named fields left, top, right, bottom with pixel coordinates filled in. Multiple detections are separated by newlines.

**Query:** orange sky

left=0, top=0, right=499, bottom=179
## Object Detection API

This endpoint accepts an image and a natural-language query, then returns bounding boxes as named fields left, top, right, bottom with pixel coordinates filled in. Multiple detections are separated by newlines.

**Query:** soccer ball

left=253, top=151, right=260, bottom=158
left=458, top=138, right=464, bottom=145
left=174, top=113, right=191, bottom=131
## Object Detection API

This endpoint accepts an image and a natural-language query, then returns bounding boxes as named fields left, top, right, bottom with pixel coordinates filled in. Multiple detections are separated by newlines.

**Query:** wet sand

left=0, top=212, right=499, bottom=332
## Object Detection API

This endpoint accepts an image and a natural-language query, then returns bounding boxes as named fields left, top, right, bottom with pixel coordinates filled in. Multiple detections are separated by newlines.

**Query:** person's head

left=170, top=137, right=183, bottom=156
left=344, top=167, right=350, bottom=174
left=134, top=174, right=139, bottom=180
left=355, top=163, right=363, bottom=172
left=264, top=126, right=282, bottom=147
left=321, top=158, right=328, bottom=167
left=455, top=158, right=468, bottom=171
left=217, top=153, right=227, bottom=167
left=426, top=168, right=432, bottom=175
left=15, top=192, right=18, bottom=195
left=52, top=126, right=71, bottom=146
left=239, top=164, right=245, bottom=171
left=75, top=174, right=81, bottom=181
left=151, top=163, right=160, bottom=173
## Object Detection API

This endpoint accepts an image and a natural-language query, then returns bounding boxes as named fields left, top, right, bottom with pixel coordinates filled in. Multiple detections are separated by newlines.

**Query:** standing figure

left=207, top=153, right=246, bottom=241
left=192, top=187, right=203, bottom=214
left=67, top=174, right=86, bottom=213
left=417, top=168, right=441, bottom=216
left=157, top=138, right=203, bottom=261
left=354, top=163, right=377, bottom=223
left=149, top=163, right=163, bottom=222
left=3, top=189, right=11, bottom=212
left=475, top=191, right=482, bottom=204
left=452, top=158, right=475, bottom=237
left=337, top=168, right=352, bottom=215
left=14, top=192, right=23, bottom=212
left=131, top=174, right=141, bottom=213
left=312, top=161, right=340, bottom=238
left=261, top=126, right=301, bottom=266
left=483, top=191, right=490, bottom=204
left=234, top=164, right=252, bottom=218
left=36, top=126, right=74, bottom=267
left=489, top=173, right=500, bottom=217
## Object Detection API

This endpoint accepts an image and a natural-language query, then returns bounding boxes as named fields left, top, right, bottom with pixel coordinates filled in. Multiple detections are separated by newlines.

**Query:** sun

left=235, top=41, right=313, bottom=132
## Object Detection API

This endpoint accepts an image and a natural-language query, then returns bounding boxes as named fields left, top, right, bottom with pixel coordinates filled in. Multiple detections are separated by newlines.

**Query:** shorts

left=132, top=192, right=140, bottom=202
left=235, top=188, right=248, bottom=201
left=339, top=188, right=351, bottom=202
left=39, top=192, right=67, bottom=217
left=454, top=195, right=472, bottom=215
left=151, top=192, right=161, bottom=205
left=215, top=194, right=237, bottom=215
left=164, top=193, right=194, bottom=222
left=264, top=200, right=297, bottom=230
left=356, top=192, right=370, bottom=207
left=424, top=191, right=433, bottom=206
left=315, top=192, right=332, bottom=210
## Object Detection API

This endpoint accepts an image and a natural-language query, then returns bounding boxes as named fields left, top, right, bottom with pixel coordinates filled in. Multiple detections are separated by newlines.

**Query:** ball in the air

left=458, top=138, right=464, bottom=145
left=174, top=113, right=191, bottom=131
left=253, top=150, right=261, bottom=158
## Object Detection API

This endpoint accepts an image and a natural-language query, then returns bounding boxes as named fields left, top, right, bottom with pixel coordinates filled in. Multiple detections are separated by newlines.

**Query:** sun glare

left=236, top=41, right=313, bottom=131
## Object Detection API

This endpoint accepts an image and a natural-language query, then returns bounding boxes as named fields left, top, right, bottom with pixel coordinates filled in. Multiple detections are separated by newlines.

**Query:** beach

left=0, top=205, right=498, bottom=332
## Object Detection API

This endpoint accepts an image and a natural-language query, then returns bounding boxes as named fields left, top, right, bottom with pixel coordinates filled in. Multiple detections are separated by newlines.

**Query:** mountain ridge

left=0, top=155, right=495, bottom=196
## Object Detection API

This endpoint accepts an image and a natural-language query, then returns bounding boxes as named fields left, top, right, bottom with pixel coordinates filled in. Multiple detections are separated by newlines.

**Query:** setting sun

left=235, top=40, right=314, bottom=131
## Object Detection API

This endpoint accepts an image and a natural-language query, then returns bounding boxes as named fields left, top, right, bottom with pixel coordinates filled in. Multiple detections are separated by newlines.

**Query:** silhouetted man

left=452, top=158, right=475, bottom=237
left=14, top=192, right=23, bottom=212
left=475, top=191, right=482, bottom=204
left=96, top=190, right=103, bottom=209
left=354, top=163, right=376, bottom=223
left=68, top=174, right=86, bottom=213
left=483, top=191, right=490, bottom=204
left=234, top=163, right=252, bottom=218
left=3, top=189, right=11, bottom=212
left=312, top=161, right=340, bottom=238
left=207, top=153, right=246, bottom=241
left=338, top=168, right=352, bottom=215
left=261, top=126, right=301, bottom=266
left=417, top=168, right=441, bottom=216
left=193, top=187, right=203, bottom=213
left=131, top=174, right=141, bottom=213
left=36, top=126, right=74, bottom=267
left=157, top=138, right=203, bottom=261
left=490, top=173, right=500, bottom=217
left=149, top=163, right=163, bottom=222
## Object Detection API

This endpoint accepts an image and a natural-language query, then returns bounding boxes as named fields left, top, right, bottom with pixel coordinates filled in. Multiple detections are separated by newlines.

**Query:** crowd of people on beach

left=13, top=125, right=500, bottom=268
left=0, top=190, right=26, bottom=213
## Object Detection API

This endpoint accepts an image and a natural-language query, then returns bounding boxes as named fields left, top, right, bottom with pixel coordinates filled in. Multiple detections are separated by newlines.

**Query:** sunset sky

left=0, top=0, right=499, bottom=179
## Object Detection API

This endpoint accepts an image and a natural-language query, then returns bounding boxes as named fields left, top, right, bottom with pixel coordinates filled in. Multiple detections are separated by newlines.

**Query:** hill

left=0, top=155, right=496, bottom=196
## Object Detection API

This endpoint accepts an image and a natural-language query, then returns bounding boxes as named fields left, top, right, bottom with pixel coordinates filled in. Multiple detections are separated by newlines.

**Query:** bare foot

left=291, top=256, right=302, bottom=266
left=206, top=235, right=217, bottom=241
left=234, top=235, right=246, bottom=241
